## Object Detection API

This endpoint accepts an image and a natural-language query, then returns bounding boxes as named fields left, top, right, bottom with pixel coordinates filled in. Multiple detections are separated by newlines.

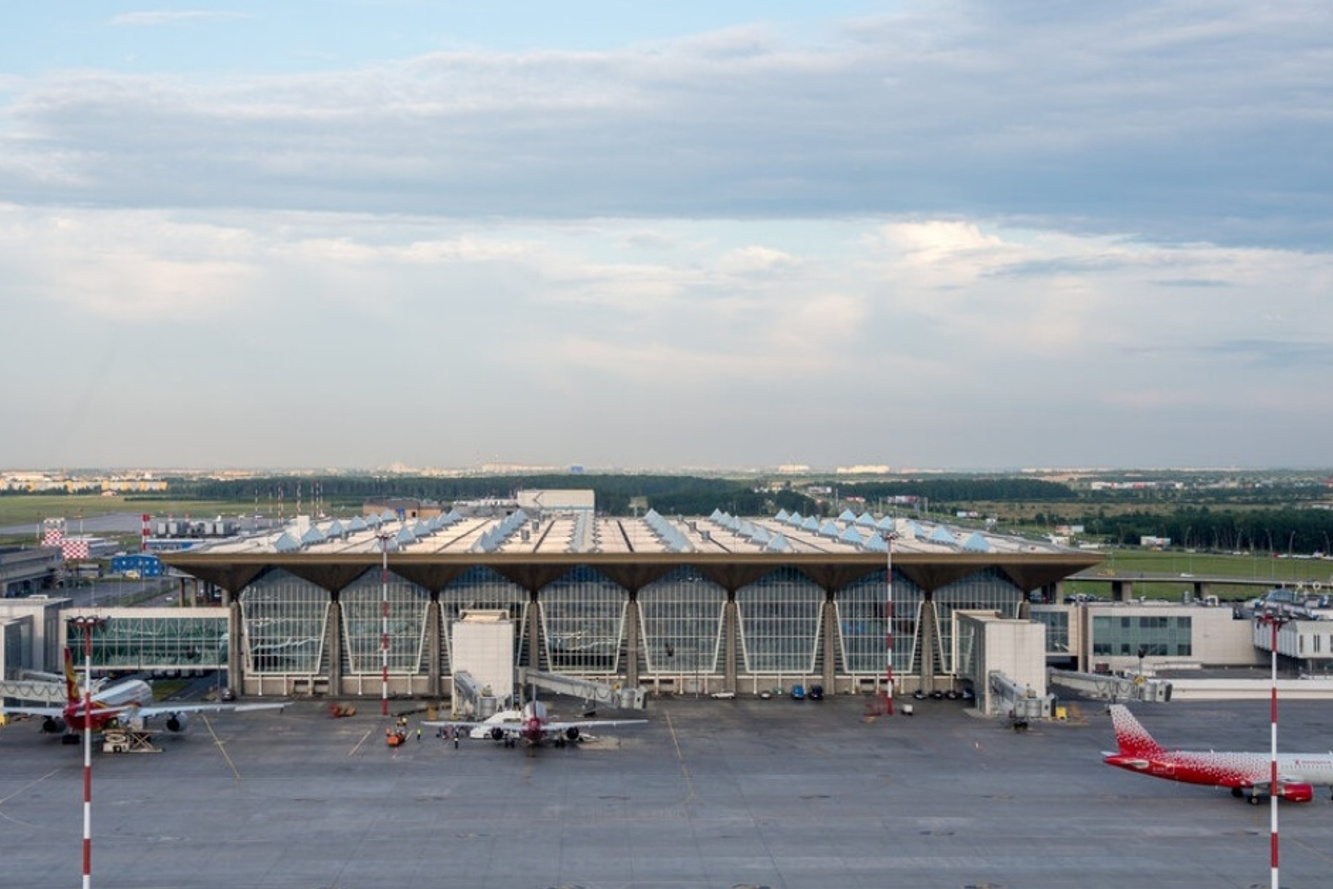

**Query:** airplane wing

left=133, top=702, right=286, bottom=719
left=421, top=719, right=518, bottom=740
left=542, top=719, right=647, bottom=732
left=0, top=704, right=67, bottom=718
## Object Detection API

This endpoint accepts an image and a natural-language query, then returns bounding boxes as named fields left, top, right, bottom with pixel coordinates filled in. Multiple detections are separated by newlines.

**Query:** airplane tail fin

left=63, top=647, right=80, bottom=704
left=1110, top=704, right=1164, bottom=757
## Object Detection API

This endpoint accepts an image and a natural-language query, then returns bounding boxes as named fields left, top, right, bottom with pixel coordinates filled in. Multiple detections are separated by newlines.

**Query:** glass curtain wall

left=637, top=567, right=727, bottom=674
left=239, top=570, right=330, bottom=674
left=1092, top=615, right=1193, bottom=657
left=440, top=567, right=530, bottom=670
left=340, top=569, right=431, bottom=675
left=931, top=568, right=1024, bottom=674
left=538, top=565, right=628, bottom=674
left=735, top=567, right=824, bottom=674
left=1031, top=607, right=1071, bottom=655
left=86, top=615, right=228, bottom=670
left=835, top=569, right=923, bottom=676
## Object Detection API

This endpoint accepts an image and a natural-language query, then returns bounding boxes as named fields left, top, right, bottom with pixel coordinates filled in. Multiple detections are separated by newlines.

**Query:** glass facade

left=240, top=570, right=329, bottom=674
left=538, top=566, right=628, bottom=674
left=1092, top=614, right=1193, bottom=657
left=835, top=569, right=922, bottom=676
left=637, top=567, right=727, bottom=674
left=440, top=567, right=530, bottom=669
left=340, top=569, right=430, bottom=674
left=1031, top=608, right=1071, bottom=654
left=84, top=614, right=228, bottom=670
left=736, top=568, right=824, bottom=674
left=932, top=568, right=1024, bottom=673
left=955, top=618, right=978, bottom=679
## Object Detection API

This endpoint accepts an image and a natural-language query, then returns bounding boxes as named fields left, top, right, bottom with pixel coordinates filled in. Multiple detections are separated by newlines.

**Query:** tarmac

left=3, top=693, right=1333, bottom=889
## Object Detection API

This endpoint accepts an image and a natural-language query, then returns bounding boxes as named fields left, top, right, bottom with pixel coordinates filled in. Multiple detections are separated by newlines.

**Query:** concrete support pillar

left=426, top=598, right=442, bottom=699
left=723, top=598, right=738, bottom=694
left=919, top=595, right=937, bottom=693
left=1111, top=579, right=1131, bottom=602
left=326, top=597, right=341, bottom=697
left=625, top=596, right=640, bottom=688
left=227, top=598, right=243, bottom=697
left=821, top=597, right=837, bottom=693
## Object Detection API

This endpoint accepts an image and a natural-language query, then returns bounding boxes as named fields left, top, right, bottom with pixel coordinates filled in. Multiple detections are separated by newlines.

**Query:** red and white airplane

left=1103, top=704, right=1333, bottom=804
left=423, top=700, right=646, bottom=749
left=0, top=649, right=283, bottom=740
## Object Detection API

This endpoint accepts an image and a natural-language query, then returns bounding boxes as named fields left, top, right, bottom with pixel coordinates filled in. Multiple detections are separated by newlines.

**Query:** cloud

left=0, top=3, right=1328, bottom=247
left=110, top=11, right=252, bottom=27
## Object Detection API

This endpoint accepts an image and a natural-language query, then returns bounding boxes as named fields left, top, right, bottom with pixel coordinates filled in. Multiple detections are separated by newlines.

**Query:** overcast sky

left=3, top=2, right=1331, bottom=472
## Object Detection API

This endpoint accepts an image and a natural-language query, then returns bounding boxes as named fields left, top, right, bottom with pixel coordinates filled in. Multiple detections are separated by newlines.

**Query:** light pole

left=69, top=615, right=105, bottom=889
left=1258, top=611, right=1287, bottom=889
left=884, top=529, right=898, bottom=716
left=377, top=532, right=391, bottom=718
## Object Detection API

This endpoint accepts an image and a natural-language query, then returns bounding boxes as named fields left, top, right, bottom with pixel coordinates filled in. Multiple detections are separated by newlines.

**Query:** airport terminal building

left=149, top=505, right=1100, bottom=700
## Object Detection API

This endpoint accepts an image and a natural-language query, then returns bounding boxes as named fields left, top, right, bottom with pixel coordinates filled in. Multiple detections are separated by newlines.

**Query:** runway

left=3, top=694, right=1333, bottom=888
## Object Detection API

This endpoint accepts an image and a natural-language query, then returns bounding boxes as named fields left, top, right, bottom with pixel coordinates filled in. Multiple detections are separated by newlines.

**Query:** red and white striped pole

left=380, top=533, right=389, bottom=718
left=884, top=529, right=897, bottom=716
left=71, top=616, right=104, bottom=889
left=140, top=514, right=150, bottom=554
left=1265, top=613, right=1284, bottom=889
left=82, top=625, right=92, bottom=888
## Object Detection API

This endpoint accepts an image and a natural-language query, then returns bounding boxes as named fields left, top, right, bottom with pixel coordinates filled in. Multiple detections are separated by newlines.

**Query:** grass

left=1064, top=548, right=1333, bottom=600
left=0, top=494, right=269, bottom=528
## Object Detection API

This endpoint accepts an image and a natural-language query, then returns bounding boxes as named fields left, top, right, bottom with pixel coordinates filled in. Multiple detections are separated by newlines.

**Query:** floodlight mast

left=378, top=532, right=390, bottom=717
left=884, top=529, right=898, bottom=716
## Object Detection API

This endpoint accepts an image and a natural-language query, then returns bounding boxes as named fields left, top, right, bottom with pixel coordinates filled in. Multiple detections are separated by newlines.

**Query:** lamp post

left=68, top=615, right=105, bottom=889
left=1258, top=610, right=1287, bottom=889
left=377, top=532, right=390, bottom=718
left=884, top=529, right=898, bottom=716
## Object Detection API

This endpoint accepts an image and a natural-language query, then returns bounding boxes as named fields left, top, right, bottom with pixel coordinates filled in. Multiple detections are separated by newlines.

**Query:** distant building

left=110, top=553, right=165, bottom=578
left=360, top=498, right=445, bottom=520
left=835, top=465, right=891, bottom=475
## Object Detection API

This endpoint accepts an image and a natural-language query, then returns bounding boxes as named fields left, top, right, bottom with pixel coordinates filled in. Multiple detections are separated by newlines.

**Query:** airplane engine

left=41, top=717, right=67, bottom=734
left=165, top=713, right=189, bottom=733
left=490, top=727, right=506, bottom=742
left=564, top=727, right=581, bottom=742
left=1279, top=782, right=1315, bottom=803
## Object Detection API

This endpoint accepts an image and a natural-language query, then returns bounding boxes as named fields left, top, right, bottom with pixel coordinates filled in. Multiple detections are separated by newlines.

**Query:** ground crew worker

left=416, top=727, right=421, bottom=742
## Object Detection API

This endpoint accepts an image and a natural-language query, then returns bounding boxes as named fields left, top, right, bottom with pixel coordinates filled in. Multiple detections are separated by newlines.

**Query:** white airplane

left=0, top=648, right=284, bottom=742
left=1103, top=704, right=1333, bottom=804
left=423, top=699, right=646, bottom=748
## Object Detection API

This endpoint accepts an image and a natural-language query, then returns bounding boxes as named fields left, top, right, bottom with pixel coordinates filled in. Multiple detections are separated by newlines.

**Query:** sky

left=2, top=2, right=1332, bottom=472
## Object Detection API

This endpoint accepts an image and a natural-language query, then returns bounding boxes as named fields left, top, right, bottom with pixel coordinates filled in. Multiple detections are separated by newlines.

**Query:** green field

left=1065, top=548, right=1333, bottom=599
left=0, top=495, right=268, bottom=528
left=0, top=494, right=270, bottom=547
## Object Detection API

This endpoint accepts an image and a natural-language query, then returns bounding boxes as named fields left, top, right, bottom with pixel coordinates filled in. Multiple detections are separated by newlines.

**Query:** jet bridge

left=0, top=678, right=66, bottom=705
left=1048, top=669, right=1173, bottom=703
left=988, top=670, right=1054, bottom=728
left=450, top=669, right=505, bottom=719
left=517, top=668, right=647, bottom=711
